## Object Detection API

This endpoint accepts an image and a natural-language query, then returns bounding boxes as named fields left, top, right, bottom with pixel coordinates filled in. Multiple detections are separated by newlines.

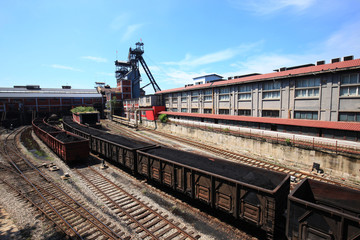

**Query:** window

left=340, top=86, right=359, bottom=96
left=294, top=111, right=318, bottom=120
left=341, top=73, right=359, bottom=84
left=204, top=108, right=212, bottom=114
left=191, top=108, right=198, bottom=113
left=165, top=94, right=170, bottom=104
left=263, top=81, right=281, bottom=90
left=238, top=109, right=251, bottom=116
left=204, top=89, right=212, bottom=102
left=172, top=108, right=178, bottom=112
left=181, top=108, right=187, bottom=113
left=219, top=88, right=230, bottom=94
left=263, top=81, right=280, bottom=99
left=181, top=92, right=187, bottom=102
left=262, top=110, right=279, bottom=118
left=263, top=91, right=280, bottom=99
left=204, top=96, right=212, bottom=101
left=238, top=93, right=251, bottom=100
left=239, top=85, right=252, bottom=92
left=191, top=96, right=198, bottom=102
left=296, top=78, right=320, bottom=88
left=191, top=91, right=199, bottom=96
left=172, top=93, right=178, bottom=103
left=219, top=95, right=230, bottom=101
left=340, top=74, right=360, bottom=97
left=219, top=109, right=229, bottom=115
left=219, top=87, right=230, bottom=101
left=191, top=91, right=199, bottom=101
left=204, top=89, right=212, bottom=95
left=295, top=78, right=320, bottom=98
left=339, top=112, right=360, bottom=122
left=295, top=88, right=319, bottom=97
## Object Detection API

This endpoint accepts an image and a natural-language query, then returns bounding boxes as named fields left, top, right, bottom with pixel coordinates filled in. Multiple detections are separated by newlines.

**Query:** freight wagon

left=62, top=116, right=289, bottom=238
left=61, top=116, right=360, bottom=240
left=287, top=178, right=360, bottom=240
left=62, top=116, right=155, bottom=171
left=137, top=146, right=290, bottom=239
left=32, top=118, right=89, bottom=162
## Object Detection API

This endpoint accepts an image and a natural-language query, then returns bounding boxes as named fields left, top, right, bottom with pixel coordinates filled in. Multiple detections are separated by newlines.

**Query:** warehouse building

left=156, top=56, right=360, bottom=141
left=0, top=85, right=104, bottom=126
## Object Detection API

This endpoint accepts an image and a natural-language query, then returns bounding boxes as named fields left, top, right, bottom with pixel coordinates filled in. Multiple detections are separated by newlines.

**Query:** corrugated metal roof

left=0, top=87, right=102, bottom=98
left=160, top=111, right=360, bottom=132
left=0, top=93, right=102, bottom=98
left=157, top=58, right=360, bottom=94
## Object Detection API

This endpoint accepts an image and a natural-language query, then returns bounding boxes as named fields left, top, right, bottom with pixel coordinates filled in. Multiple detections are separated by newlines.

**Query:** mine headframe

left=128, top=42, right=161, bottom=93
left=115, top=60, right=131, bottom=80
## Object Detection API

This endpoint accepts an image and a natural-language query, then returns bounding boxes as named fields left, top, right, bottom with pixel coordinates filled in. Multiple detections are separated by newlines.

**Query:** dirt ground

left=0, top=206, right=19, bottom=240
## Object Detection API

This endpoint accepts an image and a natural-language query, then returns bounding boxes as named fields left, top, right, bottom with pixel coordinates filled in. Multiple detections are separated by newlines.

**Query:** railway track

left=104, top=120, right=360, bottom=190
left=0, top=127, right=127, bottom=240
left=75, top=166, right=201, bottom=240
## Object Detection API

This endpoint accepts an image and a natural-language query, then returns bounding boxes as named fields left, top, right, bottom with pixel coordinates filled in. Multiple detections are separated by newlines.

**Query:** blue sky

left=1, top=0, right=360, bottom=94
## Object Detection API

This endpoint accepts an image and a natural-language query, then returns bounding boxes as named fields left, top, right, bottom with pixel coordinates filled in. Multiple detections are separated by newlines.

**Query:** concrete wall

left=141, top=120, right=360, bottom=183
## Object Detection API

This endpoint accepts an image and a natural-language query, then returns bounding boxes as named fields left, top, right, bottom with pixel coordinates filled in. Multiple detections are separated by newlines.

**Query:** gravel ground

left=0, top=131, right=62, bottom=240
left=100, top=121, right=260, bottom=239
left=1, top=126, right=258, bottom=239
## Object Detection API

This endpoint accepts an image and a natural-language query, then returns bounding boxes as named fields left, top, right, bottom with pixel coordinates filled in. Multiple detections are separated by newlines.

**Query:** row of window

left=166, top=74, right=360, bottom=104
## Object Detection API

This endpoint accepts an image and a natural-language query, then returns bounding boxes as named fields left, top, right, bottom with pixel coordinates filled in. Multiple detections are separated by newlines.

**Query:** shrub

left=70, top=106, right=96, bottom=113
left=158, top=114, right=168, bottom=123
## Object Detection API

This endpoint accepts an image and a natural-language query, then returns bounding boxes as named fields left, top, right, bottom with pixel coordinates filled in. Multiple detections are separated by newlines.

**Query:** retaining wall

left=140, top=120, right=360, bottom=183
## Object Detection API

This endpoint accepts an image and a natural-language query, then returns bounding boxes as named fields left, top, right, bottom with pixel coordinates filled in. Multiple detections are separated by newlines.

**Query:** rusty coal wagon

left=32, top=118, right=89, bottom=163
left=62, top=116, right=155, bottom=171
left=136, top=146, right=290, bottom=238
left=287, top=178, right=360, bottom=240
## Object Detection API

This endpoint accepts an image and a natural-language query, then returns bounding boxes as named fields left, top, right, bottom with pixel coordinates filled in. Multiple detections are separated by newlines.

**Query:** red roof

left=157, top=58, right=360, bottom=94
left=159, top=111, right=360, bottom=132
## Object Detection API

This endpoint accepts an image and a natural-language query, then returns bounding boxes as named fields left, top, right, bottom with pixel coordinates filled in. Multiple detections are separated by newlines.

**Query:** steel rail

left=88, top=166, right=197, bottom=240
left=2, top=127, right=84, bottom=240
left=0, top=179, right=69, bottom=238
left=11, top=126, right=124, bottom=240
left=33, top=182, right=122, bottom=240
left=75, top=167, right=160, bottom=240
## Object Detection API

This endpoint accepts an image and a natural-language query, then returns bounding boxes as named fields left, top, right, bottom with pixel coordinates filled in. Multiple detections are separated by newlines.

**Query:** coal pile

left=37, top=123, right=59, bottom=133
left=143, top=147, right=285, bottom=190
left=53, top=132, right=83, bottom=143
left=64, top=116, right=152, bottom=149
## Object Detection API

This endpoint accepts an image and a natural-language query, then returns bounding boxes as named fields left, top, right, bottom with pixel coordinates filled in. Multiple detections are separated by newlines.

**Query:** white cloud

left=229, top=0, right=316, bottom=15
left=50, top=64, right=82, bottom=72
left=323, top=21, right=360, bottom=57
left=144, top=21, right=360, bottom=90
left=81, top=56, right=108, bottom=63
left=122, top=23, right=144, bottom=41
left=164, top=69, right=206, bottom=85
left=110, top=14, right=130, bottom=30
left=163, top=42, right=262, bottom=67
left=216, top=20, right=360, bottom=79
left=225, top=53, right=318, bottom=78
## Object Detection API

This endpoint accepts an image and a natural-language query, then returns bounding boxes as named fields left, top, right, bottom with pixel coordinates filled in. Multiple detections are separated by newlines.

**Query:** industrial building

left=0, top=85, right=104, bottom=126
left=154, top=56, right=360, bottom=141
